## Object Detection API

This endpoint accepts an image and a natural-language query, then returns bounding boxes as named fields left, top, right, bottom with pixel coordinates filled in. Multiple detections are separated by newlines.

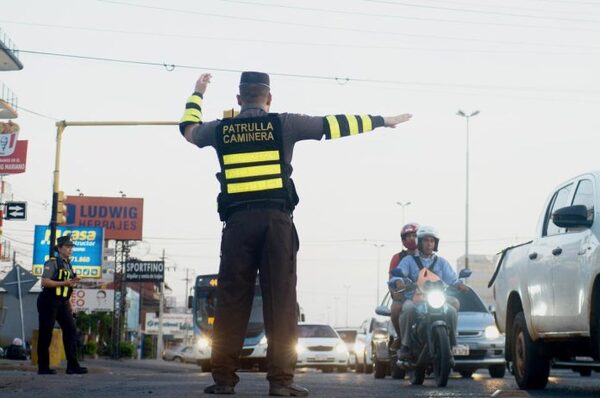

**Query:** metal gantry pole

left=14, top=252, right=26, bottom=348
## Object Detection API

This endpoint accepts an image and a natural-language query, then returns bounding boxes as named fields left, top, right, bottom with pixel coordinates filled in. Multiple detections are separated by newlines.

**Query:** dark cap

left=239, top=71, right=270, bottom=88
left=57, top=234, right=74, bottom=247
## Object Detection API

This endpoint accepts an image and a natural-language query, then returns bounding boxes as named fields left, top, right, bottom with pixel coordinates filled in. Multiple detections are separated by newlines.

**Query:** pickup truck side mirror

left=375, top=305, right=391, bottom=317
left=552, top=205, right=593, bottom=229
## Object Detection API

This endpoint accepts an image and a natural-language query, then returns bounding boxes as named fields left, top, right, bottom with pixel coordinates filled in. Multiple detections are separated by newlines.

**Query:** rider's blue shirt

left=392, top=252, right=459, bottom=300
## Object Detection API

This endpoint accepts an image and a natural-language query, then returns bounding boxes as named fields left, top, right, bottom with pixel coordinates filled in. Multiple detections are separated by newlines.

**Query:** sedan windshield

left=299, top=325, right=338, bottom=338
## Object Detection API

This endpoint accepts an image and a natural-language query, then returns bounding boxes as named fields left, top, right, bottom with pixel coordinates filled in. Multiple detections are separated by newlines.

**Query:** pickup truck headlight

left=484, top=325, right=500, bottom=339
left=197, top=337, right=211, bottom=349
left=427, top=290, right=446, bottom=309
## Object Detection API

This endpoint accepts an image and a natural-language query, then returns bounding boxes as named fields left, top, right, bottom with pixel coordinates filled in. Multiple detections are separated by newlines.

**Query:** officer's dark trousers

left=37, top=293, right=80, bottom=371
left=212, top=208, right=299, bottom=387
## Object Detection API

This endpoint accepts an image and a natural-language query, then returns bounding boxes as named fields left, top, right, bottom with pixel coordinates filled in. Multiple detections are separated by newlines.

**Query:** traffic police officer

left=179, top=72, right=412, bottom=396
left=37, top=234, right=87, bottom=375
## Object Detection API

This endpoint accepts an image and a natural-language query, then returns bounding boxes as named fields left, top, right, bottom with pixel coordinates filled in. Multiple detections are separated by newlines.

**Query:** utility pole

left=14, top=251, right=25, bottom=348
left=156, top=249, right=166, bottom=360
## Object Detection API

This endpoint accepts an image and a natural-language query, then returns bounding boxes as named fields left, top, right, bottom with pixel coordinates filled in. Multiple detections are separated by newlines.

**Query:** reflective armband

left=323, top=114, right=384, bottom=140
left=179, top=92, right=204, bottom=135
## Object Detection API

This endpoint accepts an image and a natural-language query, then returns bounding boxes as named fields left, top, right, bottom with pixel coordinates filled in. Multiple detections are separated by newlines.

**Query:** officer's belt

left=224, top=200, right=291, bottom=220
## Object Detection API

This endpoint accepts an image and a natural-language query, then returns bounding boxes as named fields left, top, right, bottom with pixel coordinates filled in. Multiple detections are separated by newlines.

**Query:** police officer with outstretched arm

left=179, top=72, right=411, bottom=396
left=37, top=235, right=87, bottom=375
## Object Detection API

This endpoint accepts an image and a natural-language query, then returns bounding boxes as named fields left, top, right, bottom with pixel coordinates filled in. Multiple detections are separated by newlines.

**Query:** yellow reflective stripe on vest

left=223, top=150, right=280, bottom=166
left=225, top=164, right=281, bottom=180
left=360, top=115, right=372, bottom=132
left=56, top=270, right=62, bottom=296
left=346, top=115, right=359, bottom=135
left=326, top=115, right=341, bottom=139
left=227, top=178, right=283, bottom=194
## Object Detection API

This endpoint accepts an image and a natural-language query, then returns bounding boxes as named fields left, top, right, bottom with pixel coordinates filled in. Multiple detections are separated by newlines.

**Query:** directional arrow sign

left=4, top=201, right=27, bottom=220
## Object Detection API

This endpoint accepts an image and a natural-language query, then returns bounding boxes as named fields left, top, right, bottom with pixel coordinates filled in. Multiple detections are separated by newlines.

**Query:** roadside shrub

left=119, top=341, right=136, bottom=358
left=84, top=341, right=97, bottom=356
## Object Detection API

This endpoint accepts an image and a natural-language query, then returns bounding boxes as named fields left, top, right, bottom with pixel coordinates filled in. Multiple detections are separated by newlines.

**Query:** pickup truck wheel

left=512, top=312, right=549, bottom=389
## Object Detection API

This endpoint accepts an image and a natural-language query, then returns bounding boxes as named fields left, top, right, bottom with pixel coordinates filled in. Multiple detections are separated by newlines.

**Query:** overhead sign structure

left=4, top=201, right=26, bottom=220
left=63, top=196, right=144, bottom=241
left=125, top=260, right=164, bottom=282
left=145, top=313, right=192, bottom=336
left=0, top=140, right=27, bottom=175
left=32, top=225, right=104, bottom=278
left=70, top=289, right=114, bottom=312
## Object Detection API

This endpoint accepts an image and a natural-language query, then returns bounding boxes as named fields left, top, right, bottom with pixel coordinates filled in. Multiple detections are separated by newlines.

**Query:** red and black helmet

left=400, top=223, right=419, bottom=240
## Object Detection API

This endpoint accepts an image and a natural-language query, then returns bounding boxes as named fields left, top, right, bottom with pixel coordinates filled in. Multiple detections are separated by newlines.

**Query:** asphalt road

left=1, top=359, right=599, bottom=398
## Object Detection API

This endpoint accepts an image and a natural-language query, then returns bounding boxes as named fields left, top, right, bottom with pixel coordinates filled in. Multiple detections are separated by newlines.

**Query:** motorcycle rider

left=387, top=223, right=419, bottom=351
left=391, top=226, right=466, bottom=360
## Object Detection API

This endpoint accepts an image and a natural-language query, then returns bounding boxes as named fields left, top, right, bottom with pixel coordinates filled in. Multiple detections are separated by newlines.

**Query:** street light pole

left=373, top=243, right=385, bottom=305
left=396, top=201, right=412, bottom=225
left=456, top=110, right=480, bottom=270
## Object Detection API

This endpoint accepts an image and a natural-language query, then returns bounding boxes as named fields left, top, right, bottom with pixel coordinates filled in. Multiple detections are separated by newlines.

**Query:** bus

left=192, top=274, right=268, bottom=372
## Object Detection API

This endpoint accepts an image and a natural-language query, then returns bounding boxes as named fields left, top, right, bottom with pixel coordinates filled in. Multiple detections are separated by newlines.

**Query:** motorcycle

left=383, top=268, right=471, bottom=387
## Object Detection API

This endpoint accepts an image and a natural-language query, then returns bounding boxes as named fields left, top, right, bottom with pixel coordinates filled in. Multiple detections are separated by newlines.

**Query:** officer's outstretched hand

left=384, top=114, right=412, bottom=128
left=195, top=73, right=212, bottom=95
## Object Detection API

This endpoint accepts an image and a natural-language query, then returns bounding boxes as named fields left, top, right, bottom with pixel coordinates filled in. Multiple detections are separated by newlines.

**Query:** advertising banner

left=32, top=225, right=104, bottom=278
left=145, top=313, right=192, bottom=336
left=125, top=260, right=164, bottom=282
left=64, top=196, right=143, bottom=240
left=70, top=289, right=114, bottom=312
left=0, top=140, right=27, bottom=175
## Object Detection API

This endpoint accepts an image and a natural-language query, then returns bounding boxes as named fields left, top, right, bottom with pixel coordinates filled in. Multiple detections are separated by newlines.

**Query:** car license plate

left=452, top=345, right=470, bottom=356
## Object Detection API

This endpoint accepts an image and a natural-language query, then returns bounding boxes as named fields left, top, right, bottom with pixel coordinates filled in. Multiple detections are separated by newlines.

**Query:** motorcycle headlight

left=197, top=337, right=211, bottom=349
left=354, top=341, right=365, bottom=355
left=259, top=335, right=268, bottom=345
left=484, top=325, right=500, bottom=339
left=296, top=344, right=306, bottom=355
left=427, top=290, right=446, bottom=309
left=335, top=343, right=348, bottom=354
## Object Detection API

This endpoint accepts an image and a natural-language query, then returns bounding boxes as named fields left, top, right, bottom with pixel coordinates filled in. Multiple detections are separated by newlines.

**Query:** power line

left=363, top=0, right=600, bottom=24
left=17, top=105, right=58, bottom=121
left=18, top=49, right=600, bottom=96
left=95, top=0, right=600, bottom=49
left=216, top=0, right=600, bottom=33
left=5, top=20, right=599, bottom=56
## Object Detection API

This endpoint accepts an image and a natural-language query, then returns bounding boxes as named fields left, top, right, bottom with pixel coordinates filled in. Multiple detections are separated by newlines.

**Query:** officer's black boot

left=37, top=368, right=57, bottom=375
left=204, top=384, right=235, bottom=395
left=269, top=383, right=309, bottom=397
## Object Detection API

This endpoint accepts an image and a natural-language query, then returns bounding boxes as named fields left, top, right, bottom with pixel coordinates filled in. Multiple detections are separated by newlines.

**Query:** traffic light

left=56, top=191, right=67, bottom=224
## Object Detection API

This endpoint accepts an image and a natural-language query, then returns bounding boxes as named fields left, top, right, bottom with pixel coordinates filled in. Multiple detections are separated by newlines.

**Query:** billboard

left=125, top=260, right=164, bottom=283
left=0, top=140, right=27, bottom=175
left=32, top=225, right=104, bottom=278
left=70, top=289, right=114, bottom=312
left=64, top=196, right=143, bottom=240
left=145, top=313, right=192, bottom=336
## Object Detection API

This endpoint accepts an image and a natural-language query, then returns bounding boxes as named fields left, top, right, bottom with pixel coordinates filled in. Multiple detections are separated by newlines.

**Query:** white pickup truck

left=490, top=171, right=600, bottom=389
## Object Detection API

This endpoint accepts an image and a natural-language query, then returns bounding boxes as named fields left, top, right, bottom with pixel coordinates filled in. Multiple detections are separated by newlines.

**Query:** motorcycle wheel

left=374, top=360, right=387, bottom=379
left=390, top=359, right=406, bottom=379
left=409, top=366, right=425, bottom=385
left=432, top=326, right=451, bottom=387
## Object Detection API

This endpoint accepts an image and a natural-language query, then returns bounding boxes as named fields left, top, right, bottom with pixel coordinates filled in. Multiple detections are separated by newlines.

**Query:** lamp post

left=396, top=201, right=412, bottom=225
left=374, top=243, right=385, bottom=305
left=456, top=110, right=480, bottom=269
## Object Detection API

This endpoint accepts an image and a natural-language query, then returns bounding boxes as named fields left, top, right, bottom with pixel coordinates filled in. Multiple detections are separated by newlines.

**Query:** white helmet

left=417, top=225, right=440, bottom=251
left=12, top=337, right=23, bottom=346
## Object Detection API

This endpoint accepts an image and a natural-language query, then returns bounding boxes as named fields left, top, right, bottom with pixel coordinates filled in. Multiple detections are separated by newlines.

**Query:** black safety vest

left=44, top=257, right=74, bottom=299
left=215, top=114, right=298, bottom=219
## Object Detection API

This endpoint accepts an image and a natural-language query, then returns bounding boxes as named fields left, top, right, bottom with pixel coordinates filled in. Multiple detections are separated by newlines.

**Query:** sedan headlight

left=484, top=325, right=500, bottom=339
left=335, top=343, right=348, bottom=354
left=296, top=344, right=305, bottom=355
left=427, top=290, right=446, bottom=309
left=259, top=335, right=268, bottom=345
left=197, top=337, right=211, bottom=349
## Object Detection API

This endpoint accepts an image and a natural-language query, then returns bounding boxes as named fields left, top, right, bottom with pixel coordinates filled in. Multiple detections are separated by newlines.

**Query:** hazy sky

left=2, top=0, right=600, bottom=327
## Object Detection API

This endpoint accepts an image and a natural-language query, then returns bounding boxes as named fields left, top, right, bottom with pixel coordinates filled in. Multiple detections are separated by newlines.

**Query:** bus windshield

left=194, top=274, right=264, bottom=338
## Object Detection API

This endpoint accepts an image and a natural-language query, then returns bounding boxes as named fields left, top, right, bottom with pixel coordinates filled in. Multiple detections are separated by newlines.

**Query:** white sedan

left=296, top=323, right=349, bottom=373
